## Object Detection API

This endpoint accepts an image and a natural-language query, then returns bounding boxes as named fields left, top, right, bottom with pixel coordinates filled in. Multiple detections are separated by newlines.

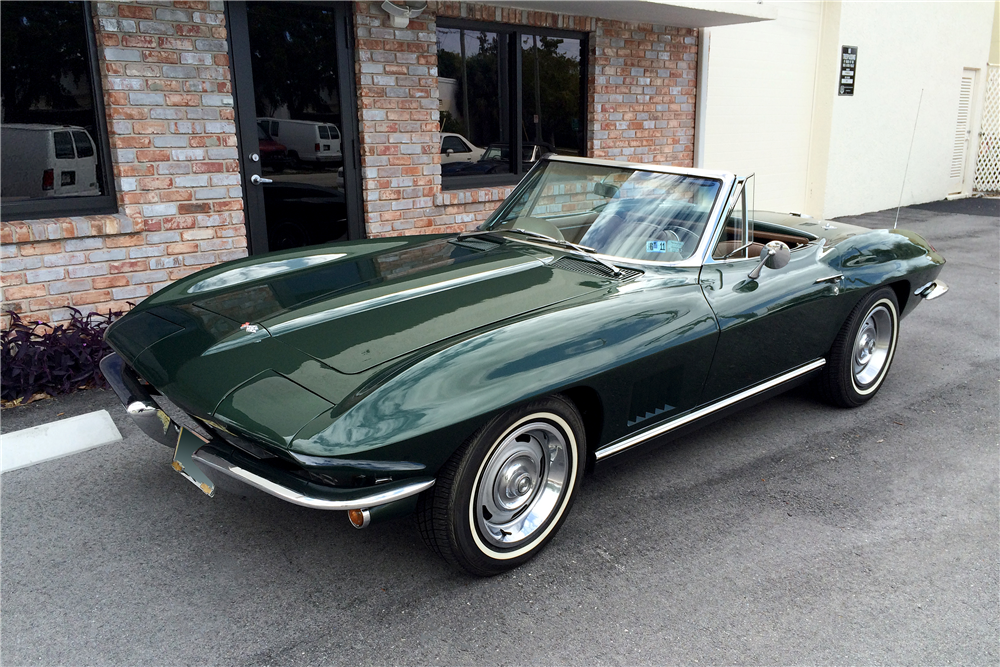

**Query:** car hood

left=106, top=236, right=610, bottom=414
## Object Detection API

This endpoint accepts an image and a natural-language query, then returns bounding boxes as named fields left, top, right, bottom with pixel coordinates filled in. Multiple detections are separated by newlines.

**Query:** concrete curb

left=1, top=410, right=123, bottom=473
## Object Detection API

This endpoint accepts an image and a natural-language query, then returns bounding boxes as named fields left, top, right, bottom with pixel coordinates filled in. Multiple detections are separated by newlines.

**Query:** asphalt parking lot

left=2, top=200, right=997, bottom=666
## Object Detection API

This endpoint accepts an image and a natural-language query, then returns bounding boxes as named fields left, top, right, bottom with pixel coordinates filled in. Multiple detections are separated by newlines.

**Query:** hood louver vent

left=552, top=257, right=641, bottom=281
left=449, top=237, right=503, bottom=252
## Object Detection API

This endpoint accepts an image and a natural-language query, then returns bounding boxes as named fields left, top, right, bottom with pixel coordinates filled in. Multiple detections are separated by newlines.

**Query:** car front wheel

left=820, top=287, right=900, bottom=407
left=417, top=396, right=585, bottom=576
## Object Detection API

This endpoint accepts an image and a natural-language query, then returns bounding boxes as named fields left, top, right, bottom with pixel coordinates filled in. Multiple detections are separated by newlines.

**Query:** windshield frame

left=482, top=155, right=737, bottom=268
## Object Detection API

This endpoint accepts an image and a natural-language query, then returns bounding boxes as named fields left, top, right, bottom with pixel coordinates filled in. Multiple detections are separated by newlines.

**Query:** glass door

left=228, top=1, right=363, bottom=253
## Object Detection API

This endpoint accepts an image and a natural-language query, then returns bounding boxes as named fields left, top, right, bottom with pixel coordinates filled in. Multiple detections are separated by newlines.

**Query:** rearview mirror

left=748, top=241, right=790, bottom=280
left=594, top=182, right=618, bottom=198
left=445, top=148, right=454, bottom=156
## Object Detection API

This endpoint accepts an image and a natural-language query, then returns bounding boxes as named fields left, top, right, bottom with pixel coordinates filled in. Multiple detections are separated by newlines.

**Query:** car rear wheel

left=820, top=287, right=900, bottom=407
left=416, top=396, right=585, bottom=576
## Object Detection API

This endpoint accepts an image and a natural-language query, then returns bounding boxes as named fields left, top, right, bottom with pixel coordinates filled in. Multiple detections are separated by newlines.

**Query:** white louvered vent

left=950, top=74, right=973, bottom=179
left=974, top=65, right=1000, bottom=194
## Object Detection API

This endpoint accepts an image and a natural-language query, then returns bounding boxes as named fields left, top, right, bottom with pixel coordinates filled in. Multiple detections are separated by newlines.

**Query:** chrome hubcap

left=476, top=421, right=569, bottom=548
left=853, top=305, right=892, bottom=387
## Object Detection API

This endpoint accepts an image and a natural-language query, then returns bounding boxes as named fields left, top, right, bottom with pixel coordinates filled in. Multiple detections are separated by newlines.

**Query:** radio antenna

left=894, top=89, right=924, bottom=229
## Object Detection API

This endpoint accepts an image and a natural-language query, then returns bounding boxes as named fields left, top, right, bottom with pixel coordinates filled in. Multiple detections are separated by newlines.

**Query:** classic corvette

left=101, top=156, right=947, bottom=575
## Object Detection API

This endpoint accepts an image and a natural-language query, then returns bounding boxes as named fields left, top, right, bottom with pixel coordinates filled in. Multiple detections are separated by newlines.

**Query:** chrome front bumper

left=99, top=353, right=434, bottom=511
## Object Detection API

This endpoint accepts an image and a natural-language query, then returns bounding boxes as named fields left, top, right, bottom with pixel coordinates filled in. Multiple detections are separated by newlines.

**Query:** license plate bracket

left=172, top=427, right=215, bottom=496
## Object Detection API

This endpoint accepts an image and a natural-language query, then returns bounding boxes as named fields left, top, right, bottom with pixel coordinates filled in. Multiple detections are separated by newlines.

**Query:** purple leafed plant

left=1, top=307, right=128, bottom=403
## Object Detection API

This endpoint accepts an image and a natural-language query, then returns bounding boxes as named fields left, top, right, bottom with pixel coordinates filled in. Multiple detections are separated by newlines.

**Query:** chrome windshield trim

left=595, top=359, right=827, bottom=460
left=193, top=447, right=436, bottom=511
left=483, top=156, right=737, bottom=270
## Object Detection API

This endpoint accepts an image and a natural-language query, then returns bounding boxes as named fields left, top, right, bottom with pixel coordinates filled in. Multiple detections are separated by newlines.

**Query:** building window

left=437, top=19, right=587, bottom=190
left=1, top=1, right=117, bottom=221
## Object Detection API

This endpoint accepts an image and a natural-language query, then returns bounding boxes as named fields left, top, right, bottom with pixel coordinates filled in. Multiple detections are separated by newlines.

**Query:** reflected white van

left=257, top=118, right=341, bottom=165
left=1, top=124, right=101, bottom=200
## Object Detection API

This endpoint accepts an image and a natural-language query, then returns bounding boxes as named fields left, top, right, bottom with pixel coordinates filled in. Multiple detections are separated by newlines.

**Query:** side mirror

left=748, top=241, right=790, bottom=280
left=445, top=148, right=454, bottom=156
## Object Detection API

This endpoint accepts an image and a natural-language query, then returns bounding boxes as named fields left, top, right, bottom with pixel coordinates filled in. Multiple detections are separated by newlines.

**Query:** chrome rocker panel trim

left=595, top=358, right=827, bottom=460
left=99, top=352, right=436, bottom=511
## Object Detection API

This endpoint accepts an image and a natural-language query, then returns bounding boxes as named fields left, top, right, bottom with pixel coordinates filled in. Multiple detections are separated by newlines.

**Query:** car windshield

left=483, top=144, right=507, bottom=161
left=484, top=160, right=722, bottom=262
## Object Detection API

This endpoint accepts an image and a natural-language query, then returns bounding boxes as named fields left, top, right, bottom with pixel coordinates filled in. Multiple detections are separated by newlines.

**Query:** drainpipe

left=694, top=27, right=710, bottom=168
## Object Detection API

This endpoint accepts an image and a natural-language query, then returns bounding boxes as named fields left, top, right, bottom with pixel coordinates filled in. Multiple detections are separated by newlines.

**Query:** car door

left=441, top=135, right=473, bottom=163
left=699, top=181, right=847, bottom=401
left=71, top=130, right=100, bottom=196
left=51, top=130, right=81, bottom=196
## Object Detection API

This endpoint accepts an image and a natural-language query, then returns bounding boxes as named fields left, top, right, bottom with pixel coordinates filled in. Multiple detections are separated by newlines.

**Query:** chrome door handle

left=251, top=174, right=272, bottom=185
left=814, top=274, right=843, bottom=284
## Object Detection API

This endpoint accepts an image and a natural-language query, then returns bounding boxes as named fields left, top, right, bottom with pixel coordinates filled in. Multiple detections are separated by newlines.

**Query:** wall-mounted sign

left=839, top=46, right=857, bottom=96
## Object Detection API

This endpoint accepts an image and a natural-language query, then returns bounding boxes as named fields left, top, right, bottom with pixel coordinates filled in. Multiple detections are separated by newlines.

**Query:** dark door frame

left=226, top=1, right=365, bottom=255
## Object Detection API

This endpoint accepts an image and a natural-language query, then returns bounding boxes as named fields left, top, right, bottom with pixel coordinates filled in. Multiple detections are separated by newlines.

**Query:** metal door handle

left=251, top=174, right=272, bottom=185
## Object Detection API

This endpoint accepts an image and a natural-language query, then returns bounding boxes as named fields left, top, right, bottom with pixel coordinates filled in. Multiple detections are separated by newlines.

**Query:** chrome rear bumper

left=99, top=352, right=434, bottom=511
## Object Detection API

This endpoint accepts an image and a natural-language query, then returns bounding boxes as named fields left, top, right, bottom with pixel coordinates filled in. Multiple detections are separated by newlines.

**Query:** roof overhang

left=488, top=0, right=776, bottom=28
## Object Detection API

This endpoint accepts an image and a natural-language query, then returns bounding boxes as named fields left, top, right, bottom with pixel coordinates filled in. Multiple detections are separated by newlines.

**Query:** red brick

left=28, top=296, right=72, bottom=311
left=110, top=260, right=149, bottom=274
left=106, top=234, right=146, bottom=248
left=159, top=189, right=193, bottom=202
left=4, top=284, right=47, bottom=300
left=119, top=4, right=155, bottom=19
left=116, top=137, right=155, bottom=150
left=192, top=161, right=223, bottom=173
left=71, top=290, right=113, bottom=306
left=142, top=50, right=179, bottom=64
left=93, top=276, right=131, bottom=289
left=19, top=242, right=62, bottom=256
left=135, top=118, right=173, bottom=135
left=123, top=35, right=158, bottom=48
left=136, top=149, right=172, bottom=162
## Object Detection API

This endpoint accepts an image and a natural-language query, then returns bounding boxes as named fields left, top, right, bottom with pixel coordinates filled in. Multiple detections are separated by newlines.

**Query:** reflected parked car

left=441, top=141, right=553, bottom=176
left=440, top=132, right=484, bottom=164
left=101, top=156, right=947, bottom=576
left=257, top=125, right=288, bottom=172
left=258, top=118, right=341, bottom=166
left=0, top=124, right=100, bottom=199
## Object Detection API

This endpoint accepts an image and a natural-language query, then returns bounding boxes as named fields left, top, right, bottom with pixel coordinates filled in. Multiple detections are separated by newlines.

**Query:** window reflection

left=521, top=34, right=583, bottom=157
left=437, top=23, right=585, bottom=190
left=246, top=2, right=348, bottom=250
left=1, top=1, right=107, bottom=203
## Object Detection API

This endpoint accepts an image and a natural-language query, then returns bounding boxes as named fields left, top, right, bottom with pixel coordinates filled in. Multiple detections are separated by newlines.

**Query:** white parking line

left=1, top=410, right=123, bottom=473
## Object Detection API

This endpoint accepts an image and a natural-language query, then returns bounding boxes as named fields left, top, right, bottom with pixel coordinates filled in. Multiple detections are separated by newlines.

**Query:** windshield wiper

left=507, top=228, right=622, bottom=278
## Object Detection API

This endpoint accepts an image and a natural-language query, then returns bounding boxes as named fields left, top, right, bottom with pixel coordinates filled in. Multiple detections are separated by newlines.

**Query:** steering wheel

left=629, top=221, right=680, bottom=243
left=664, top=224, right=699, bottom=246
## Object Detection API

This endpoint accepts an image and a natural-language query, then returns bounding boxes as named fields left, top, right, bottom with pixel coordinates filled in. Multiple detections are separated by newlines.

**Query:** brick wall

left=1, top=0, right=698, bottom=326
left=0, top=0, right=247, bottom=328
left=354, top=1, right=697, bottom=239
left=590, top=20, right=698, bottom=163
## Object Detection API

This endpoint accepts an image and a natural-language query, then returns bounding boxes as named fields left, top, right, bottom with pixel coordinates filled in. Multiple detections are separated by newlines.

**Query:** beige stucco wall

left=699, top=0, right=995, bottom=219
left=821, top=1, right=994, bottom=216
left=700, top=1, right=824, bottom=215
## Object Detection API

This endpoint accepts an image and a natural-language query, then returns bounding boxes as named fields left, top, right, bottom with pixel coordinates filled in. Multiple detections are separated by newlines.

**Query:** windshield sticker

left=667, top=240, right=684, bottom=253
left=241, top=322, right=260, bottom=334
left=646, top=240, right=667, bottom=253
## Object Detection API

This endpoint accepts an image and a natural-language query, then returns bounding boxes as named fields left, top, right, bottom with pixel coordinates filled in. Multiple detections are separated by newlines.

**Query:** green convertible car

left=101, top=156, right=947, bottom=575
